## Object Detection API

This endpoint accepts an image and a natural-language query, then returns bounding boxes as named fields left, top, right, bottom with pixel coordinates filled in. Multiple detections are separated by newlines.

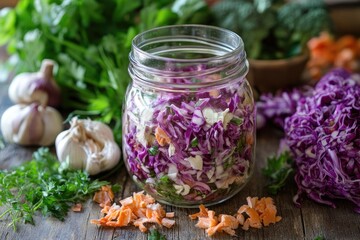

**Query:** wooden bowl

left=246, top=53, right=309, bottom=93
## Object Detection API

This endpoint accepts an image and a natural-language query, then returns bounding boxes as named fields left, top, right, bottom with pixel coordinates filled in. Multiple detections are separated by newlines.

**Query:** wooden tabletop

left=0, top=81, right=360, bottom=240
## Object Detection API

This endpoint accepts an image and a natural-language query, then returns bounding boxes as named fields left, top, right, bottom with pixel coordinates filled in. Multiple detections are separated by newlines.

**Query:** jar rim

left=129, top=24, right=248, bottom=91
left=131, top=24, right=244, bottom=63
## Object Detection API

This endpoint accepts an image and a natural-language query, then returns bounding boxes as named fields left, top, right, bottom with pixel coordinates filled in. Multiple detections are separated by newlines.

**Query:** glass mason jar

left=123, top=25, right=255, bottom=207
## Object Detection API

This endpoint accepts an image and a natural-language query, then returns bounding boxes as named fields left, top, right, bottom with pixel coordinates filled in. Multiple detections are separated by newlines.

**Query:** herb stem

left=0, top=208, right=11, bottom=219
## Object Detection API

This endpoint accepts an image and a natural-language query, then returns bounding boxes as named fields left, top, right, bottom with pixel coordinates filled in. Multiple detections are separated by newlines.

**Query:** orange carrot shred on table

left=189, top=196, right=281, bottom=237
left=236, top=196, right=281, bottom=230
left=71, top=203, right=82, bottom=212
left=90, top=191, right=175, bottom=233
left=206, top=214, right=239, bottom=237
left=195, top=210, right=218, bottom=229
left=93, top=185, right=115, bottom=207
left=189, top=204, right=209, bottom=220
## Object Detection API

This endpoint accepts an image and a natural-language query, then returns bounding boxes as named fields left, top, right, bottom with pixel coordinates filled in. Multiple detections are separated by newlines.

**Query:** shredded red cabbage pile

left=256, top=86, right=313, bottom=129
left=284, top=69, right=360, bottom=213
left=123, top=71, right=255, bottom=206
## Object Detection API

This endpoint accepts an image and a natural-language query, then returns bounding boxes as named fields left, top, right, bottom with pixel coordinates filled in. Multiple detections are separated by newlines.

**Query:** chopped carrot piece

left=166, top=212, right=175, bottom=218
left=307, top=32, right=360, bottom=80
left=161, top=218, right=176, bottom=228
left=335, top=35, right=357, bottom=52
left=236, top=196, right=281, bottom=230
left=206, top=215, right=238, bottom=237
left=119, top=196, right=133, bottom=206
left=236, top=213, right=245, bottom=225
left=189, top=196, right=281, bottom=237
left=155, top=126, right=171, bottom=146
left=245, top=208, right=262, bottom=229
left=242, top=218, right=250, bottom=231
left=93, top=185, right=115, bottom=207
left=71, top=203, right=82, bottom=212
left=133, top=219, right=147, bottom=232
left=195, top=210, right=218, bottom=229
left=91, top=191, right=175, bottom=233
left=189, top=204, right=208, bottom=220
left=246, top=196, right=258, bottom=208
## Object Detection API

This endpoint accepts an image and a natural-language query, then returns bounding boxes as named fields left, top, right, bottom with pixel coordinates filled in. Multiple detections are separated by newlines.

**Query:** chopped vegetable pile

left=189, top=196, right=281, bottom=237
left=307, top=32, right=360, bottom=80
left=91, top=191, right=175, bottom=232
left=285, top=69, right=360, bottom=213
left=258, top=68, right=360, bottom=212
left=123, top=69, right=255, bottom=205
left=0, top=148, right=109, bottom=230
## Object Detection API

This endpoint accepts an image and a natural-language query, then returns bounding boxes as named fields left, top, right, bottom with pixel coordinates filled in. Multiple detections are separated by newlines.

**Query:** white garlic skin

left=8, top=59, right=61, bottom=107
left=0, top=104, right=63, bottom=146
left=55, top=118, right=121, bottom=175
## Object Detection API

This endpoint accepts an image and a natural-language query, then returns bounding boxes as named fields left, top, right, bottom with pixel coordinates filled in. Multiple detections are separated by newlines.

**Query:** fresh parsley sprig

left=148, top=228, right=167, bottom=240
left=0, top=148, right=109, bottom=231
left=262, top=151, right=294, bottom=195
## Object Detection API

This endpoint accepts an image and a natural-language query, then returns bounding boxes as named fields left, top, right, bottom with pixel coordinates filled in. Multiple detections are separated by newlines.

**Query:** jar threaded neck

left=129, top=25, right=248, bottom=91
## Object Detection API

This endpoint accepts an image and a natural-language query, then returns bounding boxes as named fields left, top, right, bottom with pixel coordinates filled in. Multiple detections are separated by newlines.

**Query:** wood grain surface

left=0, top=81, right=360, bottom=240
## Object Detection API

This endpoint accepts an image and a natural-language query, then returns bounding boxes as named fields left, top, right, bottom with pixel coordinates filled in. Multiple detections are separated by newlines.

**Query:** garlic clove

left=83, top=120, right=114, bottom=140
left=14, top=104, right=44, bottom=144
left=55, top=131, right=88, bottom=170
left=38, top=106, right=64, bottom=146
left=1, top=104, right=23, bottom=143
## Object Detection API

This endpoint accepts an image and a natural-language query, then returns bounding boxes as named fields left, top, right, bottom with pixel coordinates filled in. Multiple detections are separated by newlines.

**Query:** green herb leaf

left=148, top=146, right=159, bottom=156
left=156, top=176, right=182, bottom=202
left=262, top=151, right=294, bottom=195
left=148, top=228, right=167, bottom=240
left=313, top=236, right=325, bottom=240
left=190, top=137, right=198, bottom=147
left=230, top=117, right=243, bottom=126
left=0, top=148, right=109, bottom=231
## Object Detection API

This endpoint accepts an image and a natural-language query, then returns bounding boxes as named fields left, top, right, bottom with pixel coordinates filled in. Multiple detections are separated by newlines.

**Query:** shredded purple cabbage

left=284, top=69, right=360, bottom=213
left=256, top=86, right=313, bottom=129
left=123, top=71, right=255, bottom=206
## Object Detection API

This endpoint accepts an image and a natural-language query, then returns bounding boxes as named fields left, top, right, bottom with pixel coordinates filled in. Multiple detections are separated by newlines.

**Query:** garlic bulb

left=8, top=59, right=61, bottom=107
left=55, top=118, right=121, bottom=175
left=0, top=103, right=63, bottom=146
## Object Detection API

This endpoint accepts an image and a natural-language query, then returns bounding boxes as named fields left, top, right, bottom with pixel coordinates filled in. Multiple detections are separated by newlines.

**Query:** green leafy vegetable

left=0, top=148, right=109, bottom=231
left=0, top=0, right=210, bottom=143
left=211, top=0, right=331, bottom=59
left=262, top=151, right=294, bottom=194
left=148, top=228, right=167, bottom=240
left=313, top=236, right=325, bottom=240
